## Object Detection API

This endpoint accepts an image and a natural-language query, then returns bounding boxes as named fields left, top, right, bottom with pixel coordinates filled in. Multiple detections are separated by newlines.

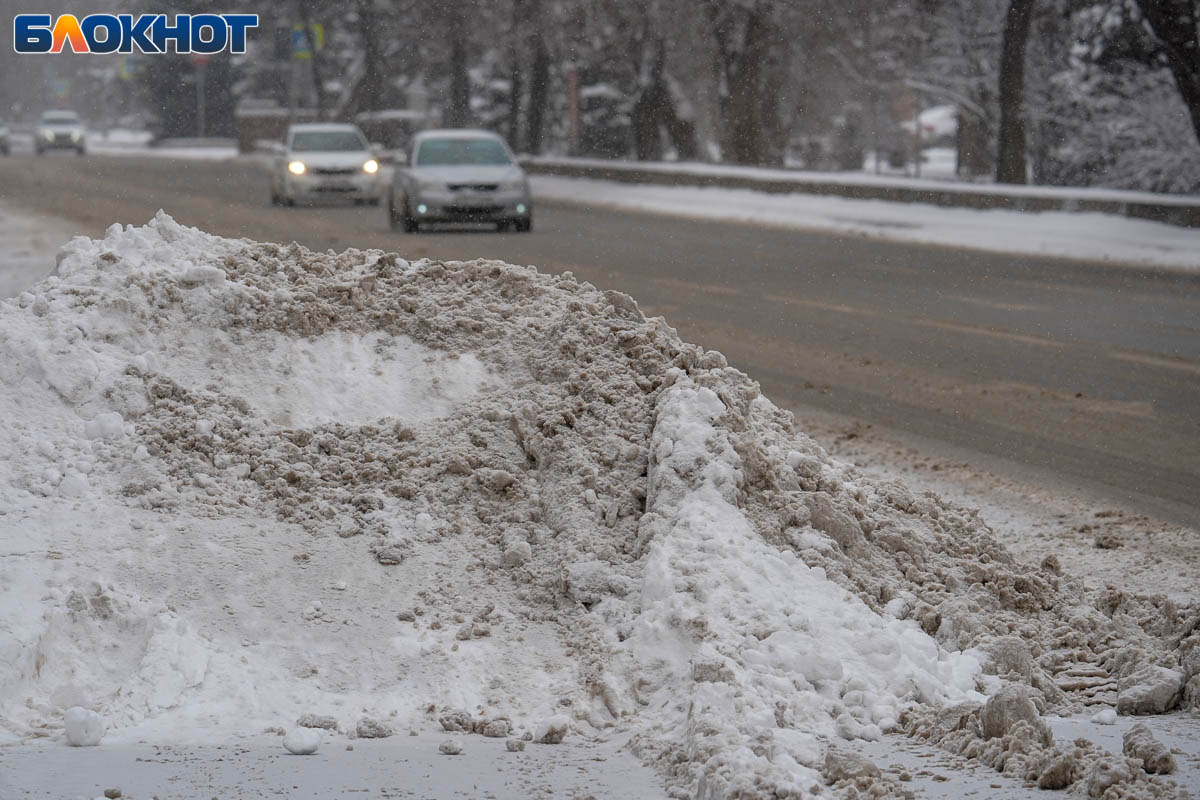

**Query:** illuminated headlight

left=516, top=203, right=527, bottom=214
left=362, top=159, right=379, bottom=174
left=416, top=204, right=428, bottom=214
left=287, top=160, right=306, bottom=176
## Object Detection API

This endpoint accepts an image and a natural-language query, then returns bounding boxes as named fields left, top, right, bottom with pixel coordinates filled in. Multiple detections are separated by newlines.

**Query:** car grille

left=443, top=205, right=502, bottom=215
left=313, top=167, right=356, bottom=176
left=448, top=183, right=498, bottom=192
left=54, top=133, right=74, bottom=143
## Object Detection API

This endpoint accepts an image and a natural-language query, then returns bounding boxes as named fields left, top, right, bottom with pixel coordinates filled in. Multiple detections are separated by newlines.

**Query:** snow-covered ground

left=3, top=129, right=239, bottom=161
left=531, top=175, right=1200, bottom=271
left=0, top=208, right=1196, bottom=799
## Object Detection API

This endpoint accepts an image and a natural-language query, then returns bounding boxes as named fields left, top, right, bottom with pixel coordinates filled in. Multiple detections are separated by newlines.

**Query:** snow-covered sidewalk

left=531, top=174, right=1200, bottom=271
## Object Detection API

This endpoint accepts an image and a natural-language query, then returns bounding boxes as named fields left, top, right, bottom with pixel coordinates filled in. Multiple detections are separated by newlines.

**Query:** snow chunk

left=283, top=728, right=321, bottom=755
left=1117, top=665, right=1184, bottom=715
left=84, top=412, right=125, bottom=441
left=64, top=706, right=104, bottom=746
left=532, top=715, right=569, bottom=744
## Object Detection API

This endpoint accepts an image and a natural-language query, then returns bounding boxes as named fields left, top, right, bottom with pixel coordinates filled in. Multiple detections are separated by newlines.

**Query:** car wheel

left=516, top=217, right=532, bottom=233
left=496, top=221, right=511, bottom=233
left=77, top=147, right=86, bottom=156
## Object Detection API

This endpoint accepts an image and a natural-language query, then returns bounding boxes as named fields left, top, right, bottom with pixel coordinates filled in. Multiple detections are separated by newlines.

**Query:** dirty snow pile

left=0, top=213, right=1195, bottom=798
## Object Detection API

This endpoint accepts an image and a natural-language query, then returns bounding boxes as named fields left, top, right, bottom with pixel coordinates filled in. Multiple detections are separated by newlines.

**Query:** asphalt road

left=3, top=153, right=1199, bottom=524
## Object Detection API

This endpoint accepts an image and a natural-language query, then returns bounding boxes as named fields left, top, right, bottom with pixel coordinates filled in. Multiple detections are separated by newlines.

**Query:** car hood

left=407, top=165, right=525, bottom=184
left=286, top=151, right=374, bottom=168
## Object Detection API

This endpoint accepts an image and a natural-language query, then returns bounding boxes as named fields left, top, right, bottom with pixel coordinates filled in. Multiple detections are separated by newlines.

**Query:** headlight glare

left=287, top=160, right=306, bottom=176
left=362, top=159, right=379, bottom=174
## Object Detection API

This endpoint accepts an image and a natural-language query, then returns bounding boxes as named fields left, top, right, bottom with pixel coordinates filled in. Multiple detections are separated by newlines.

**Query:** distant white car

left=389, top=129, right=531, bottom=232
left=271, top=123, right=382, bottom=206
left=35, top=110, right=86, bottom=156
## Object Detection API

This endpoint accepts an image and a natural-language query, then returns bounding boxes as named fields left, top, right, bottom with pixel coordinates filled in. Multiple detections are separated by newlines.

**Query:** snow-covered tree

left=1040, top=1, right=1200, bottom=192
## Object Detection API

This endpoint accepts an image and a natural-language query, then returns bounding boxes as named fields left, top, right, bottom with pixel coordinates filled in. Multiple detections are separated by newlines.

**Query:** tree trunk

left=526, top=32, right=550, bottom=154
left=444, top=6, right=471, bottom=128
left=995, top=0, right=1035, bottom=184
left=725, top=9, right=770, bottom=164
left=298, top=2, right=324, bottom=118
left=507, top=0, right=524, bottom=148
left=1135, top=0, right=1200, bottom=145
left=346, top=0, right=387, bottom=116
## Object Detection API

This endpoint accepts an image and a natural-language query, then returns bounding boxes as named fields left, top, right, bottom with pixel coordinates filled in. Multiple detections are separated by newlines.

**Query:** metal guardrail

left=520, top=158, right=1200, bottom=229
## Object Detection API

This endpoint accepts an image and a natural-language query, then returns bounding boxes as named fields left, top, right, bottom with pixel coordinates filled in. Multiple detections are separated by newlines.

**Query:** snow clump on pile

left=0, top=213, right=1195, bottom=798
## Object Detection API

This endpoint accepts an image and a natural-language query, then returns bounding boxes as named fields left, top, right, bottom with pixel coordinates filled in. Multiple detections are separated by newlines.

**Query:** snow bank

left=531, top=175, right=1200, bottom=271
left=0, top=214, right=1193, bottom=798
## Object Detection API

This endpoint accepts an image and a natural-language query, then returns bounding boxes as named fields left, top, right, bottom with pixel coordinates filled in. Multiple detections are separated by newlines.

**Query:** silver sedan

left=270, top=123, right=382, bottom=206
left=389, top=130, right=532, bottom=232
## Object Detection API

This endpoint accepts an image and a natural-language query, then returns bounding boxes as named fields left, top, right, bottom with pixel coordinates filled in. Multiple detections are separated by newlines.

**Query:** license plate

left=455, top=194, right=485, bottom=205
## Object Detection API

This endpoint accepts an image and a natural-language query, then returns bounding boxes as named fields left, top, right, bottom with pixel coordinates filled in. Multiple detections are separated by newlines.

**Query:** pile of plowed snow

left=0, top=213, right=1195, bottom=798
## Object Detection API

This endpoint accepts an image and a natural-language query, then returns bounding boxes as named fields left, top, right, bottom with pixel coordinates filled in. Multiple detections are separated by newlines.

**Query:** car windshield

left=42, top=113, right=80, bottom=126
left=291, top=131, right=365, bottom=152
left=416, top=138, right=511, bottom=166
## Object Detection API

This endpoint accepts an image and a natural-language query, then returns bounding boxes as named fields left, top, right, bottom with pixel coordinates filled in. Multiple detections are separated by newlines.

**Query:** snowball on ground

left=283, top=728, right=321, bottom=755
left=63, top=707, right=104, bottom=746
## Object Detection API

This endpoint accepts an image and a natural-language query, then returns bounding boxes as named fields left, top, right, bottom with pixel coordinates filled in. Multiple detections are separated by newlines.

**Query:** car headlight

left=71, top=131, right=81, bottom=141
left=42, top=130, right=54, bottom=140
left=288, top=160, right=306, bottom=176
left=362, top=159, right=379, bottom=174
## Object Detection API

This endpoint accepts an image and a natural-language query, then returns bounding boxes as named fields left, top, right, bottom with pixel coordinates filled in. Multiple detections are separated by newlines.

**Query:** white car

left=35, top=110, right=86, bottom=156
left=389, top=129, right=532, bottom=232
left=271, top=123, right=382, bottom=206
